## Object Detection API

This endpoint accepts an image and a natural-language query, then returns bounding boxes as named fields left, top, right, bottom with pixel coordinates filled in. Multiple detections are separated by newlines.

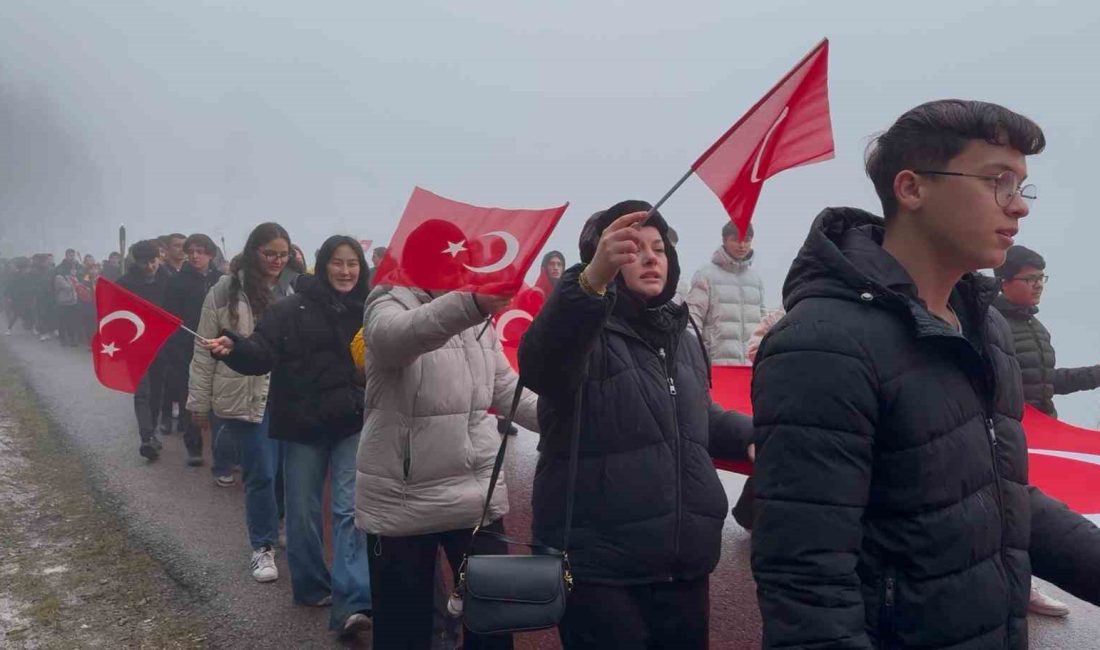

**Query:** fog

left=2, top=0, right=1098, bottom=425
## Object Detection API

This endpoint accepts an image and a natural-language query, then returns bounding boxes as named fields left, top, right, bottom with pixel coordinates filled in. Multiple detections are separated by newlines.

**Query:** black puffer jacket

left=520, top=265, right=753, bottom=586
left=221, top=275, right=365, bottom=445
left=751, top=208, right=1100, bottom=650
left=116, top=266, right=167, bottom=307
left=163, top=264, right=223, bottom=366
left=992, top=295, right=1100, bottom=417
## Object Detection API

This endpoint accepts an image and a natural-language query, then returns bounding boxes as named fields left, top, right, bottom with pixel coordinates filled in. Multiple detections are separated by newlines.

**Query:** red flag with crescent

left=693, top=39, right=834, bottom=237
left=92, top=278, right=182, bottom=393
left=371, top=187, right=568, bottom=295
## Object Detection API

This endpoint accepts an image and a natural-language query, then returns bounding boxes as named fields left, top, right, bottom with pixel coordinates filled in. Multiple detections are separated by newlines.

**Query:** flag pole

left=179, top=324, right=204, bottom=340
left=646, top=168, right=695, bottom=220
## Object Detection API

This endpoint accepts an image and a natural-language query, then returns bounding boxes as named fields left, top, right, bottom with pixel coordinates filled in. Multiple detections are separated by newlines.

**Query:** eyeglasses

left=914, top=169, right=1038, bottom=208
left=259, top=250, right=290, bottom=261
left=1011, top=274, right=1048, bottom=286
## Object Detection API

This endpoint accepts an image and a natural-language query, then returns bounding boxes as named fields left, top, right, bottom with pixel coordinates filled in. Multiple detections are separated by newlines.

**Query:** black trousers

left=367, top=518, right=512, bottom=650
left=167, top=364, right=201, bottom=455
left=57, top=304, right=81, bottom=346
left=558, top=575, right=710, bottom=650
left=133, top=359, right=166, bottom=439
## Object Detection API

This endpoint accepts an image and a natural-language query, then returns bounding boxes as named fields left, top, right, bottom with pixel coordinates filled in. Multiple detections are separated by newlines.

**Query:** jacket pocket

left=878, top=566, right=897, bottom=649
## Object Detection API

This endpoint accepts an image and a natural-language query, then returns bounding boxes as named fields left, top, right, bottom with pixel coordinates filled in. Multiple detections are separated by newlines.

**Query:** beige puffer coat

left=356, top=286, right=538, bottom=537
left=186, top=273, right=285, bottom=422
left=686, top=247, right=767, bottom=366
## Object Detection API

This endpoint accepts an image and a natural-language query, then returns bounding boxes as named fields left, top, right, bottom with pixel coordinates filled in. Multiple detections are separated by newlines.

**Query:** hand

left=200, top=335, right=234, bottom=357
left=747, top=443, right=756, bottom=462
left=473, top=291, right=516, bottom=317
left=192, top=412, right=210, bottom=430
left=584, top=210, right=649, bottom=292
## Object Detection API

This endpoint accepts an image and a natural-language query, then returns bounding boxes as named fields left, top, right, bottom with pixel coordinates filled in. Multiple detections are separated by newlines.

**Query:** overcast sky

left=1, top=0, right=1098, bottom=425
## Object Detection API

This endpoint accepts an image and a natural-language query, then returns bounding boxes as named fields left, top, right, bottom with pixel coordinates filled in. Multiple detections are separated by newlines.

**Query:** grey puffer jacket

left=357, top=287, right=539, bottom=537
left=992, top=295, right=1100, bottom=417
left=686, top=247, right=766, bottom=365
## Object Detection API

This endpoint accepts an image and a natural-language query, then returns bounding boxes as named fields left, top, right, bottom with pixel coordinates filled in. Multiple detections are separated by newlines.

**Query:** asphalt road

left=3, top=331, right=1098, bottom=649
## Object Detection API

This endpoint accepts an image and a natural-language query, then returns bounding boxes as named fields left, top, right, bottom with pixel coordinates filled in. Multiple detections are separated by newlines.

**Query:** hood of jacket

left=782, top=207, right=1001, bottom=333
left=710, top=246, right=754, bottom=273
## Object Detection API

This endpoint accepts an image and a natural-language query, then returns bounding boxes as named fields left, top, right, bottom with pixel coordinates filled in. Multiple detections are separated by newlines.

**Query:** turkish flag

left=693, top=38, right=834, bottom=236
left=92, top=278, right=182, bottom=393
left=493, top=283, right=547, bottom=349
left=372, top=187, right=568, bottom=294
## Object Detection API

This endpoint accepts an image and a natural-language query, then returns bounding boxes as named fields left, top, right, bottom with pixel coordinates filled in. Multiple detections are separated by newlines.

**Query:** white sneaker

left=214, top=474, right=235, bottom=488
left=1029, top=586, right=1070, bottom=617
left=38, top=333, right=51, bottom=341
left=251, top=545, right=278, bottom=583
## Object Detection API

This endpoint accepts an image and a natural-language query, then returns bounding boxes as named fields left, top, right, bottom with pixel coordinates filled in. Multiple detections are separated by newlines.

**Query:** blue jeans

left=217, top=411, right=280, bottom=550
left=284, top=434, right=372, bottom=630
left=211, top=414, right=241, bottom=478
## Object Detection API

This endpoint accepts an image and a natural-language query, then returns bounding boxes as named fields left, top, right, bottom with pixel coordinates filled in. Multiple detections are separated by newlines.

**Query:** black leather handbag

left=455, top=381, right=581, bottom=636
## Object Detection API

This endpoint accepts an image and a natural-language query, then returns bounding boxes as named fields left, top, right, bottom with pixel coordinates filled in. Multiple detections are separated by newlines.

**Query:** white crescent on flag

left=98, top=310, right=146, bottom=343
left=750, top=105, right=790, bottom=183
left=463, top=231, right=520, bottom=274
left=496, top=309, right=534, bottom=343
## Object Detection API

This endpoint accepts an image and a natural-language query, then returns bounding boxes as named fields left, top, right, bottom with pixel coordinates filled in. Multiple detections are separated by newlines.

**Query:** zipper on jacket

left=879, top=568, right=897, bottom=649
left=658, top=347, right=682, bottom=562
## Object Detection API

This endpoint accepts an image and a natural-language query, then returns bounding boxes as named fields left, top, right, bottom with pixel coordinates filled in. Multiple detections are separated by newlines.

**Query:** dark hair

left=721, top=222, right=754, bottom=241
left=865, top=99, right=1046, bottom=219
left=165, top=233, right=186, bottom=243
left=315, top=236, right=369, bottom=297
left=228, top=223, right=292, bottom=328
left=994, top=244, right=1046, bottom=280
left=540, top=250, right=565, bottom=270
left=372, top=246, right=387, bottom=259
left=289, top=244, right=307, bottom=273
left=131, top=240, right=161, bottom=263
left=184, top=233, right=217, bottom=255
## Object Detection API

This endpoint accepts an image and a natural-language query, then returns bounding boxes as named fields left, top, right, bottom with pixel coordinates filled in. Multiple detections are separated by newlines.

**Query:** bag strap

left=474, top=378, right=582, bottom=554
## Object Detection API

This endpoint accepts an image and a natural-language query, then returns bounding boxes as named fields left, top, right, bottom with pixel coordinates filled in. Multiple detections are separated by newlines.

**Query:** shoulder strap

left=475, top=379, right=582, bottom=553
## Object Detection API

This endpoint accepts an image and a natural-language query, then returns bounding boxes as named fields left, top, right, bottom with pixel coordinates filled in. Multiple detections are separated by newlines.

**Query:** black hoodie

left=751, top=207, right=1100, bottom=649
left=220, top=274, right=366, bottom=445
left=519, top=200, right=752, bottom=586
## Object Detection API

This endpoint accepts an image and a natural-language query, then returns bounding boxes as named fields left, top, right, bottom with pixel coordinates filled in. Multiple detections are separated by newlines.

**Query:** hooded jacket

left=686, top=247, right=766, bottom=365
left=991, top=295, right=1100, bottom=417
left=356, top=286, right=539, bottom=537
left=750, top=207, right=1100, bottom=649
left=519, top=201, right=754, bottom=586
left=116, top=264, right=168, bottom=308
left=219, top=274, right=364, bottom=445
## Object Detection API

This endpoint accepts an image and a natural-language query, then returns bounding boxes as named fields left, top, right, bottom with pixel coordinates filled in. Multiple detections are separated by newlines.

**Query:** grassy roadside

left=0, top=343, right=208, bottom=648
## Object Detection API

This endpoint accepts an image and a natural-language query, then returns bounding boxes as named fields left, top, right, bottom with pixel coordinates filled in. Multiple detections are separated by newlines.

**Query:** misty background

left=1, top=1, right=1098, bottom=426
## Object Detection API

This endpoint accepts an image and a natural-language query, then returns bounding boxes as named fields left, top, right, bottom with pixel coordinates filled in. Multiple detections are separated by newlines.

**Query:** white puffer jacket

left=686, top=247, right=766, bottom=366
left=357, top=287, right=538, bottom=537
left=186, top=271, right=296, bottom=422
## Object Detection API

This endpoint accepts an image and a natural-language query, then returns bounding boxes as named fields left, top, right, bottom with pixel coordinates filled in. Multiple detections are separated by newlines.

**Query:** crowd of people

left=2, top=97, right=1100, bottom=649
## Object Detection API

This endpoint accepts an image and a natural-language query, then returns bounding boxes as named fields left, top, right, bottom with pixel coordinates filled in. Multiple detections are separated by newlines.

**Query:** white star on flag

left=442, top=240, right=467, bottom=258
left=100, top=341, right=120, bottom=357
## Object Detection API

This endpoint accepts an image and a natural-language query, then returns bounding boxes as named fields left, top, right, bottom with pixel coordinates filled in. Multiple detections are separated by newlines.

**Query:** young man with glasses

left=991, top=245, right=1100, bottom=619
left=750, top=100, right=1100, bottom=649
